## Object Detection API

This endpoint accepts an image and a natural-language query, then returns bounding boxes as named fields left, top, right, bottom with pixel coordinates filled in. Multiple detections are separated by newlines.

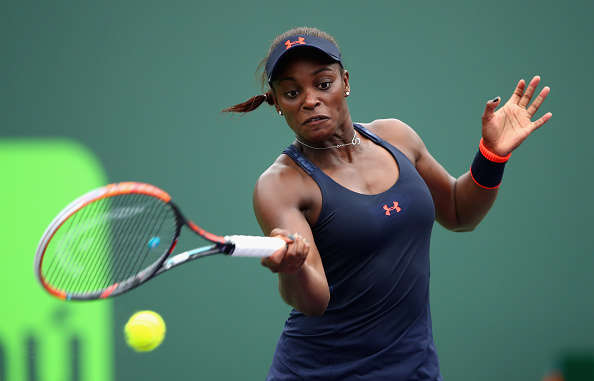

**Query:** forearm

left=451, top=137, right=512, bottom=230
left=278, top=263, right=329, bottom=316
left=451, top=171, right=499, bottom=231
left=431, top=139, right=510, bottom=232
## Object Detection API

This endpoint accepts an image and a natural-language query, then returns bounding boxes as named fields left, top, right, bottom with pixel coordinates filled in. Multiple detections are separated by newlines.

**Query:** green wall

left=0, top=140, right=113, bottom=380
left=2, top=1, right=592, bottom=380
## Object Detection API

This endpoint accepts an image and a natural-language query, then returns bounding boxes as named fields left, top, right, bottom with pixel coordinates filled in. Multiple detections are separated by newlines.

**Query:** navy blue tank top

left=266, top=124, right=442, bottom=380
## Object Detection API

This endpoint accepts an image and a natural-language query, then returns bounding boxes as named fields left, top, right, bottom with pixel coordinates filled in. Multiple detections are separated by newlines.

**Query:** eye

left=318, top=81, right=332, bottom=90
left=285, top=90, right=299, bottom=98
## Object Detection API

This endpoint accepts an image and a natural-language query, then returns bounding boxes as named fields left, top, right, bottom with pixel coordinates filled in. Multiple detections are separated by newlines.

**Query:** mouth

left=303, top=116, right=329, bottom=125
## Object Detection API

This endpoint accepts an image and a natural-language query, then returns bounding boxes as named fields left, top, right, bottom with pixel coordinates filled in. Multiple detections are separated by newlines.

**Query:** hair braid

left=221, top=93, right=275, bottom=114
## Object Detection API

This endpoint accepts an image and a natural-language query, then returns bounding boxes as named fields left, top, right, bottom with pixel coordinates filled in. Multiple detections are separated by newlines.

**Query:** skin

left=253, top=52, right=552, bottom=316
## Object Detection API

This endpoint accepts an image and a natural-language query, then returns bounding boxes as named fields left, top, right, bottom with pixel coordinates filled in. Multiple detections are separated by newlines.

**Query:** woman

left=224, top=27, right=551, bottom=380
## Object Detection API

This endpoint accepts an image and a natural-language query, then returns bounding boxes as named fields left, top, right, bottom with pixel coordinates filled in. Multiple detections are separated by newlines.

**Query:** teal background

left=2, top=1, right=593, bottom=380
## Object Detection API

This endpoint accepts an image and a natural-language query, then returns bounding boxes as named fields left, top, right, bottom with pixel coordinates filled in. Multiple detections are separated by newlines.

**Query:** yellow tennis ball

left=124, top=310, right=166, bottom=352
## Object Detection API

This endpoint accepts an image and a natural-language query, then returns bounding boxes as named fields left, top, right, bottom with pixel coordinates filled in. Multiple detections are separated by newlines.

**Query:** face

left=271, top=54, right=350, bottom=143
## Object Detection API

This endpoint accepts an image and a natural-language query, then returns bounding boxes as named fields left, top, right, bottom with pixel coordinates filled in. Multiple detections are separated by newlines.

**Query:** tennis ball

left=124, top=311, right=166, bottom=352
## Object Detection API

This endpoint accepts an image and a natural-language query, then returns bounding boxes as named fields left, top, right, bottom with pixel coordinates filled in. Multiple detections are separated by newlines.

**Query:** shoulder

left=253, top=150, right=322, bottom=230
left=253, top=151, right=318, bottom=208
left=255, top=152, right=307, bottom=191
left=358, top=119, right=426, bottom=163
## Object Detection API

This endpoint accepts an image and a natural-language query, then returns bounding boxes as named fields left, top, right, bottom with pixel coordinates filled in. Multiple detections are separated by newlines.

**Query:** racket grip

left=226, top=235, right=286, bottom=257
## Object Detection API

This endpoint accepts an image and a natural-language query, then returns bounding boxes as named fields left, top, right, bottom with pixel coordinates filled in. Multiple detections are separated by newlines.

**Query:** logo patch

left=285, top=37, right=306, bottom=50
left=383, top=201, right=401, bottom=216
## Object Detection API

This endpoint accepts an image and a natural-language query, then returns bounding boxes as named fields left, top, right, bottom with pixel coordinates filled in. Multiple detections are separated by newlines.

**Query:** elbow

left=450, top=223, right=478, bottom=233
left=439, top=211, right=483, bottom=232
left=284, top=290, right=330, bottom=317
left=303, top=297, right=330, bottom=316
left=278, top=265, right=330, bottom=316
left=297, top=301, right=329, bottom=317
left=439, top=218, right=478, bottom=232
left=453, top=214, right=488, bottom=232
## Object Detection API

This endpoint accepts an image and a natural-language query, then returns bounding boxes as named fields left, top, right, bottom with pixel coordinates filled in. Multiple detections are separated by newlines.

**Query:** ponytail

left=221, top=93, right=275, bottom=114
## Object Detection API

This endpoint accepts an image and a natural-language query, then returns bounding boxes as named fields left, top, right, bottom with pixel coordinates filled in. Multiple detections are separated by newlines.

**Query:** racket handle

left=226, top=235, right=286, bottom=257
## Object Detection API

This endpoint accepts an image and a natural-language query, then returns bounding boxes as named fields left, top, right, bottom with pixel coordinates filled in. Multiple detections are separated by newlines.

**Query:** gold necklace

left=295, top=131, right=361, bottom=150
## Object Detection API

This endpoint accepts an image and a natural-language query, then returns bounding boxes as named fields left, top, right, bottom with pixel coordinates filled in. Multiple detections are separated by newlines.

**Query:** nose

left=302, top=89, right=320, bottom=110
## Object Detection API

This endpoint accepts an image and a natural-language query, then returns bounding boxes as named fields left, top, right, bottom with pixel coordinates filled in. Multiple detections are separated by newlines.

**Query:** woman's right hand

left=261, top=228, right=310, bottom=274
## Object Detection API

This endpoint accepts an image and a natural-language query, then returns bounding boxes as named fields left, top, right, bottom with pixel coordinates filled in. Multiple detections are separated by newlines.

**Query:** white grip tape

left=226, top=235, right=286, bottom=257
left=166, top=252, right=189, bottom=267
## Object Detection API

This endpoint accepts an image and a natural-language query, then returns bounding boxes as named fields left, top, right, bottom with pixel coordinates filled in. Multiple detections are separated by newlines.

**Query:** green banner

left=0, top=139, right=113, bottom=381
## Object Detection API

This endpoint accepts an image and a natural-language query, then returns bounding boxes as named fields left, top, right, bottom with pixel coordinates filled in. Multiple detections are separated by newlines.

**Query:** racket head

left=35, top=182, right=183, bottom=300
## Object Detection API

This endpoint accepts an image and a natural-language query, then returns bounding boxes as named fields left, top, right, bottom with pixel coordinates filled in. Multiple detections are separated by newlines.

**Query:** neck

left=296, top=129, right=360, bottom=151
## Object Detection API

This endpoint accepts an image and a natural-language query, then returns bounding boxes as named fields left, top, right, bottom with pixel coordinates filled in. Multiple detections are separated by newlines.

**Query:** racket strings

left=47, top=195, right=118, bottom=294
left=102, top=194, right=146, bottom=287
left=41, top=193, right=178, bottom=296
left=98, top=194, right=176, bottom=291
left=45, top=197, right=110, bottom=291
left=131, top=197, right=171, bottom=277
left=105, top=194, right=177, bottom=289
left=81, top=195, right=128, bottom=292
left=108, top=193, right=171, bottom=286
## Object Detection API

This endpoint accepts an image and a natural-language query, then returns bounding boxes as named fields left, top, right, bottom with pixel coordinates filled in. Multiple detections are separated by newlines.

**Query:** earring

left=278, top=110, right=283, bottom=115
left=345, top=91, right=350, bottom=97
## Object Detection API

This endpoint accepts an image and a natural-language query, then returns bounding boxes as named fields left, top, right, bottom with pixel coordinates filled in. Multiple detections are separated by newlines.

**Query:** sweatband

left=470, top=139, right=511, bottom=189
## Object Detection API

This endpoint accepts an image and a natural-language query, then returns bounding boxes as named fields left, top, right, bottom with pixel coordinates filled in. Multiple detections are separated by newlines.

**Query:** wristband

left=470, top=139, right=511, bottom=189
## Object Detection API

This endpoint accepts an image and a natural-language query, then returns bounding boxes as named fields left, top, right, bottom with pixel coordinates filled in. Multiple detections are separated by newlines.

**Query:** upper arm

left=252, top=158, right=330, bottom=315
left=252, top=158, right=326, bottom=273
left=413, top=138, right=460, bottom=230
left=253, top=160, right=313, bottom=237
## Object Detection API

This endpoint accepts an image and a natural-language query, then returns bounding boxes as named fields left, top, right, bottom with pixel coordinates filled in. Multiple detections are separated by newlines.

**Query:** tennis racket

left=34, top=182, right=285, bottom=301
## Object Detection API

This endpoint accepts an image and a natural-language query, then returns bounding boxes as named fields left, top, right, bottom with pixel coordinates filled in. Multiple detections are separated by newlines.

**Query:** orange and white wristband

left=470, top=139, right=511, bottom=189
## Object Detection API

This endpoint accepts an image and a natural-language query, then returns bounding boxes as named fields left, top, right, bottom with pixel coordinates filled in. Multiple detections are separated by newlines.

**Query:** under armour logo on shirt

left=383, top=201, right=401, bottom=216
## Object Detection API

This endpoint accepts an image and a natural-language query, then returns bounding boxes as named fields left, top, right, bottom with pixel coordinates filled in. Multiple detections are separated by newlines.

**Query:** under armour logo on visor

left=285, top=37, right=306, bottom=50
left=383, top=201, right=401, bottom=216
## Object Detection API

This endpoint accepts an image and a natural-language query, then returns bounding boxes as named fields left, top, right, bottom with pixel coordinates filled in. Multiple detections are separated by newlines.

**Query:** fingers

left=261, top=232, right=310, bottom=274
left=282, top=233, right=309, bottom=272
left=508, top=78, right=526, bottom=105
left=270, top=228, right=292, bottom=240
left=526, top=85, right=551, bottom=118
left=510, top=76, right=549, bottom=111
left=517, top=76, right=552, bottom=129
left=531, top=111, right=553, bottom=131
left=481, top=96, right=500, bottom=125
left=517, top=76, right=541, bottom=109
left=507, top=75, right=552, bottom=120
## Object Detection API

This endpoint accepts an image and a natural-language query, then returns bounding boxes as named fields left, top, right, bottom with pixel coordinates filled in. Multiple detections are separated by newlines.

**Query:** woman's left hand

left=481, top=76, right=552, bottom=156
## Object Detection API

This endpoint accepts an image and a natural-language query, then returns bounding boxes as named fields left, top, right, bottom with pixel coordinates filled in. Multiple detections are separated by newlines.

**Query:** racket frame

left=34, top=182, right=263, bottom=301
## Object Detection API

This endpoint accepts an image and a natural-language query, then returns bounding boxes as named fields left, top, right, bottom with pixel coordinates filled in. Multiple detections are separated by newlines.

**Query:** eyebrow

left=276, top=67, right=335, bottom=85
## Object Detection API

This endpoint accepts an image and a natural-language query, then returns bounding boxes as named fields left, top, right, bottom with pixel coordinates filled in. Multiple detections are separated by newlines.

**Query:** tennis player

left=224, top=27, right=551, bottom=380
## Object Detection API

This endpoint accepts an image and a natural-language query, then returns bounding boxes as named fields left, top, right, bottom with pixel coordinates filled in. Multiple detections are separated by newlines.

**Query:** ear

left=270, top=91, right=282, bottom=114
left=342, top=70, right=350, bottom=95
